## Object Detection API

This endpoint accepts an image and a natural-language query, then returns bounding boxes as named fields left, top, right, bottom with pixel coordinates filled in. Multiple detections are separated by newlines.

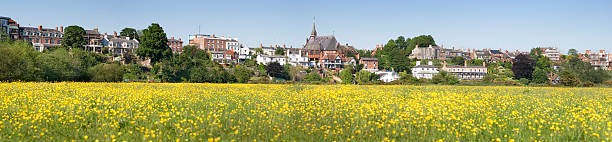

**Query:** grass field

left=0, top=83, right=610, bottom=141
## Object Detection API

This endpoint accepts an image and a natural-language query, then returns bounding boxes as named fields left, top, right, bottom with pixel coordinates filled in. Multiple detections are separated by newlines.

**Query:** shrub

left=89, top=63, right=124, bottom=82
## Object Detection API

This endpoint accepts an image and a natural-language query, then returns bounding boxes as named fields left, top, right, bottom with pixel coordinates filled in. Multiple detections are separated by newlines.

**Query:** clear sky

left=1, top=0, right=610, bottom=53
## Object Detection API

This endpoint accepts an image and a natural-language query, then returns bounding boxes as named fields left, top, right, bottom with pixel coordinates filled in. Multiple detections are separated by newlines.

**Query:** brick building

left=19, top=25, right=63, bottom=52
left=167, top=37, right=183, bottom=54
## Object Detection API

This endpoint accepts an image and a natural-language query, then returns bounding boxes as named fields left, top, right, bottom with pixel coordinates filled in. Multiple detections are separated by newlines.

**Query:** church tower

left=309, top=20, right=317, bottom=41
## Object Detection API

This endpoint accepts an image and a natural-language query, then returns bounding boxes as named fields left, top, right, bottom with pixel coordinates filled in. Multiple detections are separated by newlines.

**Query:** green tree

left=233, top=65, right=253, bottom=83
left=339, top=67, right=354, bottom=84
left=39, top=49, right=84, bottom=81
left=567, top=49, right=578, bottom=56
left=275, top=48, right=285, bottom=56
left=531, top=68, right=549, bottom=84
left=0, top=40, right=42, bottom=81
left=89, top=63, right=124, bottom=82
left=137, top=23, right=172, bottom=64
left=120, top=28, right=139, bottom=41
left=61, top=25, right=87, bottom=49
left=560, top=70, right=580, bottom=86
left=356, top=70, right=376, bottom=84
left=304, top=72, right=321, bottom=82
left=408, top=35, right=436, bottom=48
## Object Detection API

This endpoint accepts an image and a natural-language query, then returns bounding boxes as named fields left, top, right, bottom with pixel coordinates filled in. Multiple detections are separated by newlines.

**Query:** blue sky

left=1, top=0, right=610, bottom=53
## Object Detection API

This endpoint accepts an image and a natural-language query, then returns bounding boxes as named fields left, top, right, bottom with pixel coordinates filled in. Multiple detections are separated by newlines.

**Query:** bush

left=580, top=81, right=594, bottom=87
left=0, top=41, right=41, bottom=81
left=89, top=63, right=124, bottom=82
left=518, top=78, right=530, bottom=86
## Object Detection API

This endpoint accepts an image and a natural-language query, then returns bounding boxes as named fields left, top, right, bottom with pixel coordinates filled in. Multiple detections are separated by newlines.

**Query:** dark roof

left=413, top=65, right=438, bottom=68
left=446, top=65, right=486, bottom=68
left=85, top=30, right=100, bottom=35
left=304, top=35, right=338, bottom=51
left=19, top=27, right=61, bottom=33
left=490, top=50, right=503, bottom=54
left=360, top=57, right=378, bottom=61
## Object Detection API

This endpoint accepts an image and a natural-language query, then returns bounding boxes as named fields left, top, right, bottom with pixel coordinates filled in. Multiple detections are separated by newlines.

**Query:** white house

left=262, top=46, right=276, bottom=56
left=225, top=39, right=240, bottom=52
left=102, top=34, right=139, bottom=57
left=210, top=51, right=234, bottom=65
left=411, top=61, right=439, bottom=79
left=375, top=70, right=400, bottom=82
left=256, top=55, right=287, bottom=65
left=286, top=48, right=309, bottom=67
left=237, top=45, right=252, bottom=62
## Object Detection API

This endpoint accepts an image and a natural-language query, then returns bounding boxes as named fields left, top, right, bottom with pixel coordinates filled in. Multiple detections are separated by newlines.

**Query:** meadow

left=0, top=83, right=610, bottom=141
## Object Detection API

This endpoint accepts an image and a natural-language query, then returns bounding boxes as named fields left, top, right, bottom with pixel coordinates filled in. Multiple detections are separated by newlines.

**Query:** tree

left=39, top=49, right=85, bottom=81
left=512, top=54, right=535, bottom=80
left=567, top=49, right=578, bottom=55
left=89, top=63, right=124, bottom=82
left=0, top=40, right=42, bottom=81
left=563, top=55, right=611, bottom=83
left=356, top=70, right=376, bottom=84
left=531, top=68, right=549, bottom=84
left=136, top=23, right=172, bottom=64
left=560, top=70, right=580, bottom=86
left=120, top=28, right=139, bottom=41
left=304, top=71, right=321, bottom=82
left=234, top=65, right=253, bottom=83
left=274, top=48, right=285, bottom=56
left=339, top=67, right=354, bottom=84
left=408, top=35, right=436, bottom=48
left=61, top=25, right=87, bottom=49
left=265, top=62, right=288, bottom=80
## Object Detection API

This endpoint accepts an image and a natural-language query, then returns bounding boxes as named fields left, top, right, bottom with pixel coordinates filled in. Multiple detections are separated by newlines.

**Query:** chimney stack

left=259, top=43, right=262, bottom=48
left=38, top=25, right=42, bottom=31
left=171, top=37, right=174, bottom=40
left=178, top=38, right=181, bottom=41
left=94, top=27, right=98, bottom=32
left=113, top=31, right=117, bottom=37
left=600, top=50, right=605, bottom=53
left=60, top=26, right=63, bottom=33
left=586, top=50, right=591, bottom=54
left=55, top=27, right=58, bottom=31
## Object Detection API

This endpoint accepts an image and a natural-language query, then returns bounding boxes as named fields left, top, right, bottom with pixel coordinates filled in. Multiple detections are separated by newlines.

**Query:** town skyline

left=2, top=0, right=611, bottom=53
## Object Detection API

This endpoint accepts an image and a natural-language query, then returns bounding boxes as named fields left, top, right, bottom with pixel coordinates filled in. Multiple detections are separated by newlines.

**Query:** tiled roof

left=305, top=35, right=338, bottom=51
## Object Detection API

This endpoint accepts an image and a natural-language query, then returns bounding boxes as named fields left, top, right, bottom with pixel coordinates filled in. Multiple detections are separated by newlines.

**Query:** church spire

left=311, top=17, right=317, bottom=37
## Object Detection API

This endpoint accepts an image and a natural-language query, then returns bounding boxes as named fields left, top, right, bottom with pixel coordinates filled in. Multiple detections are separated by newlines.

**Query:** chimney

left=171, top=37, right=174, bottom=40
left=38, top=25, right=42, bottom=31
left=416, top=61, right=421, bottom=66
left=60, top=26, right=63, bottom=33
left=600, top=50, right=604, bottom=53
left=259, top=43, right=262, bottom=48
left=212, top=34, right=215, bottom=38
left=428, top=61, right=433, bottom=66
left=113, top=31, right=117, bottom=37
left=178, top=38, right=181, bottom=41
left=464, top=60, right=468, bottom=67
left=94, top=27, right=98, bottom=32
left=586, top=50, right=591, bottom=54
left=55, top=27, right=58, bottom=31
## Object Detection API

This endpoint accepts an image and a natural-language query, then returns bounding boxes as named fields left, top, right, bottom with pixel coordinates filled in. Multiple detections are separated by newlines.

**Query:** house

left=237, top=45, right=253, bottom=62
left=102, top=33, right=139, bottom=57
left=19, top=25, right=63, bottom=52
left=188, top=34, right=237, bottom=52
left=441, top=61, right=488, bottom=80
left=261, top=44, right=277, bottom=56
left=0, top=16, right=20, bottom=40
left=256, top=55, right=287, bottom=65
left=411, top=61, right=439, bottom=79
left=286, top=48, right=309, bottom=67
left=320, top=54, right=344, bottom=72
left=581, top=50, right=609, bottom=70
left=538, top=47, right=561, bottom=62
left=489, top=49, right=504, bottom=62
left=359, top=58, right=378, bottom=72
left=211, top=50, right=235, bottom=65
left=168, top=37, right=183, bottom=54
left=375, top=70, right=400, bottom=82
left=409, top=45, right=440, bottom=59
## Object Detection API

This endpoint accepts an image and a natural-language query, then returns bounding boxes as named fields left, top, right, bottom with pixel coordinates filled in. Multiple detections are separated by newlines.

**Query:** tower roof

left=311, top=21, right=317, bottom=36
